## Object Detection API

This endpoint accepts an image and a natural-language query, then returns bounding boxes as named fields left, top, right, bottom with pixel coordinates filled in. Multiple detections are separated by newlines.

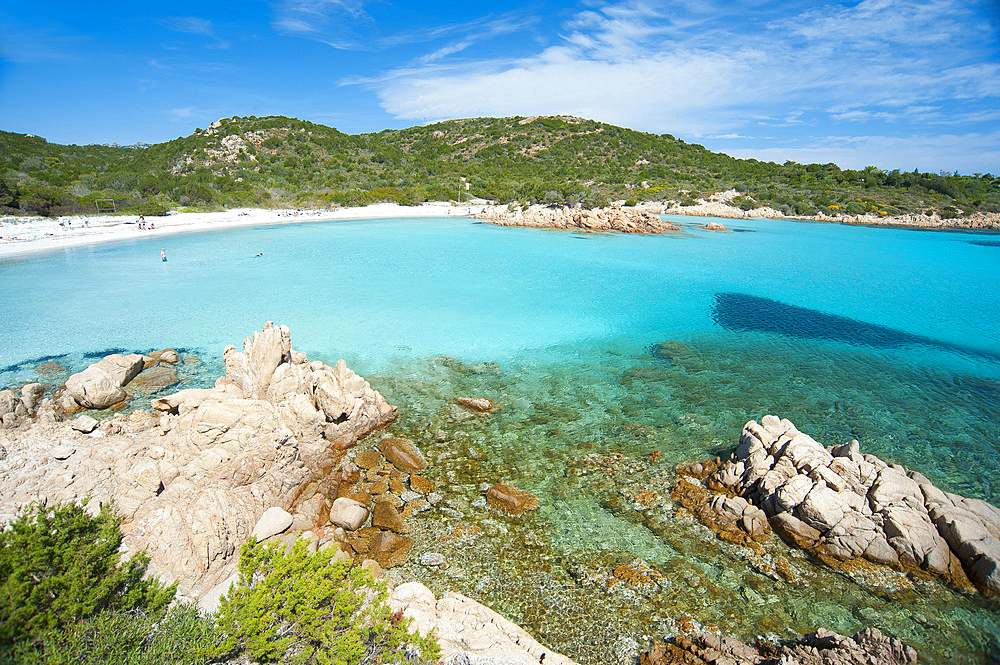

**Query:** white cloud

left=375, top=44, right=765, bottom=136
left=168, top=107, right=197, bottom=119
left=0, top=24, right=81, bottom=63
left=271, top=0, right=375, bottom=48
left=163, top=16, right=229, bottom=48
left=358, top=0, right=1000, bottom=170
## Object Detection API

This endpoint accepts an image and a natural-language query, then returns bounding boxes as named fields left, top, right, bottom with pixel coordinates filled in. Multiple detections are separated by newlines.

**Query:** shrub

left=0, top=501, right=176, bottom=650
left=623, top=198, right=637, bottom=207
left=10, top=604, right=225, bottom=665
left=731, top=195, right=757, bottom=211
left=217, top=539, right=439, bottom=665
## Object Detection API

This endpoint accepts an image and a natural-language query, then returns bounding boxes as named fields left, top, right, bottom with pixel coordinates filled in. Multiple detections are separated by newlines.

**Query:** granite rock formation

left=389, top=581, right=579, bottom=665
left=676, top=415, right=1000, bottom=594
left=476, top=204, right=680, bottom=234
left=0, top=322, right=396, bottom=598
left=64, top=353, right=146, bottom=409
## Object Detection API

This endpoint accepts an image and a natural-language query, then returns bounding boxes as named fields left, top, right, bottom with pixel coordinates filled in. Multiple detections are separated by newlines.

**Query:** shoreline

left=637, top=193, right=1000, bottom=232
left=0, top=202, right=488, bottom=260
left=3, top=198, right=998, bottom=260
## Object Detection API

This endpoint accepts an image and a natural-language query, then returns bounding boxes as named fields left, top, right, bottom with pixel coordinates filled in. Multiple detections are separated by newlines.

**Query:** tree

left=0, top=500, right=176, bottom=650
left=216, top=538, right=439, bottom=665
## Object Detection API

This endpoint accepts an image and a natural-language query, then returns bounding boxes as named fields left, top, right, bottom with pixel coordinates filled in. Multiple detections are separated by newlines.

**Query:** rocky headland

left=0, top=323, right=580, bottom=665
left=673, top=415, right=1000, bottom=596
left=643, top=190, right=1000, bottom=231
left=476, top=204, right=681, bottom=233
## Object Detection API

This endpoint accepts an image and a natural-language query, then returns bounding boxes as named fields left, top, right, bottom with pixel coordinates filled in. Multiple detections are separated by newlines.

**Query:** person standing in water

left=161, top=248, right=167, bottom=262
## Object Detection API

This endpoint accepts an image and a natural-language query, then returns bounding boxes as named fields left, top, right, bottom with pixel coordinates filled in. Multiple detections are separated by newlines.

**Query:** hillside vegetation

left=2, top=115, right=997, bottom=220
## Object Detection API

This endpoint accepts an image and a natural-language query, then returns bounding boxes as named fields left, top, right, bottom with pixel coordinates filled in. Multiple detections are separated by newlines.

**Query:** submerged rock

left=675, top=415, right=1000, bottom=595
left=485, top=482, right=540, bottom=516
left=454, top=396, right=495, bottom=412
left=379, top=437, right=428, bottom=473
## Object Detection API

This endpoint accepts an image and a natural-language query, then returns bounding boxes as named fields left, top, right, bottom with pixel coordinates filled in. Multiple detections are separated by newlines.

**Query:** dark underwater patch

left=712, top=292, right=1000, bottom=363
left=968, top=240, right=1000, bottom=248
left=82, top=347, right=129, bottom=359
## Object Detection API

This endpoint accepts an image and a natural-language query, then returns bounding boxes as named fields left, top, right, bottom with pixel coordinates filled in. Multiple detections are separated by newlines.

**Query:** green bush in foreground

left=217, top=539, right=439, bottom=665
left=0, top=501, right=176, bottom=651
left=8, top=604, right=225, bottom=665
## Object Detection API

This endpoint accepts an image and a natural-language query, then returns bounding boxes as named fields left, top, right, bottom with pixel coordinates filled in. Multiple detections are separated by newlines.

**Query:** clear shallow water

left=1, top=215, right=999, bottom=661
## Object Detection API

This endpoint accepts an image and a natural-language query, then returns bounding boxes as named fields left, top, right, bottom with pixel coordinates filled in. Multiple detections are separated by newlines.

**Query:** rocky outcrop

left=0, top=389, right=29, bottom=428
left=676, top=415, right=1000, bottom=594
left=476, top=204, right=680, bottom=234
left=64, top=353, right=145, bottom=409
left=389, top=581, right=579, bottom=665
left=641, top=627, right=916, bottom=665
left=0, top=322, right=397, bottom=598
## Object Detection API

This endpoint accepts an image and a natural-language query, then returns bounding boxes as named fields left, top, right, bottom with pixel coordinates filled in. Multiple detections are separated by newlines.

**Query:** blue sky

left=1, top=0, right=998, bottom=173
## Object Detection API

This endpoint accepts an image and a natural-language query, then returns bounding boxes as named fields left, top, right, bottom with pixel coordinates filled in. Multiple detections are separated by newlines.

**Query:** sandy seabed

left=0, top=202, right=488, bottom=260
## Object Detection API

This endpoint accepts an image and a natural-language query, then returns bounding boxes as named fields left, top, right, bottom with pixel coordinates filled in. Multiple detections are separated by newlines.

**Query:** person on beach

left=161, top=248, right=167, bottom=262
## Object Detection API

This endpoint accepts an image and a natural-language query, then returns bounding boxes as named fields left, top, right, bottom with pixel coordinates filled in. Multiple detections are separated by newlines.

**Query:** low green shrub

left=9, top=604, right=225, bottom=665
left=217, top=539, right=439, bottom=665
left=0, top=501, right=176, bottom=651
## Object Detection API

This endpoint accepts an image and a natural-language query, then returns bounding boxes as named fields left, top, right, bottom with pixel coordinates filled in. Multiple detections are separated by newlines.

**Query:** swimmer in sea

left=161, top=248, right=167, bottom=262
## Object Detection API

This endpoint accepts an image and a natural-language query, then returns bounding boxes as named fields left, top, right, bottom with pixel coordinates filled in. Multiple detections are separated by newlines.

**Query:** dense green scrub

left=2, top=115, right=996, bottom=217
left=0, top=501, right=437, bottom=665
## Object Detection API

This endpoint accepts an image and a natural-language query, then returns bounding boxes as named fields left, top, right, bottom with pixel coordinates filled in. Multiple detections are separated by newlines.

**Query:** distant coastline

left=0, top=202, right=488, bottom=260
left=3, top=195, right=997, bottom=260
left=642, top=189, right=1000, bottom=231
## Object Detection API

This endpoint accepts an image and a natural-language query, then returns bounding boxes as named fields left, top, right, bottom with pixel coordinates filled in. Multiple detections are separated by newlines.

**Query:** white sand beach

left=0, top=202, right=488, bottom=260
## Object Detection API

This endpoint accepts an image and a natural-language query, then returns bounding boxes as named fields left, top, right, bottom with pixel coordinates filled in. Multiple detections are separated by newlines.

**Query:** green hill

left=1, top=115, right=996, bottom=219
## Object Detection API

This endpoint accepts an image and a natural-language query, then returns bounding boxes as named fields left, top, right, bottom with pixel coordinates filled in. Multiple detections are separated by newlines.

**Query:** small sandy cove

left=0, top=202, right=488, bottom=260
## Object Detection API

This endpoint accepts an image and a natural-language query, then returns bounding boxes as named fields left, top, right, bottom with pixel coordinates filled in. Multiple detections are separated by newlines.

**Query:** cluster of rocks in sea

left=675, top=415, right=1000, bottom=595
left=639, top=627, right=916, bottom=665
left=0, top=347, right=182, bottom=428
left=476, top=204, right=681, bottom=233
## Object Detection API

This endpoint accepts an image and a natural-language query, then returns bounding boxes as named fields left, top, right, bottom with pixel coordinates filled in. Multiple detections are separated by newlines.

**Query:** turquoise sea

left=1, top=215, right=999, bottom=662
